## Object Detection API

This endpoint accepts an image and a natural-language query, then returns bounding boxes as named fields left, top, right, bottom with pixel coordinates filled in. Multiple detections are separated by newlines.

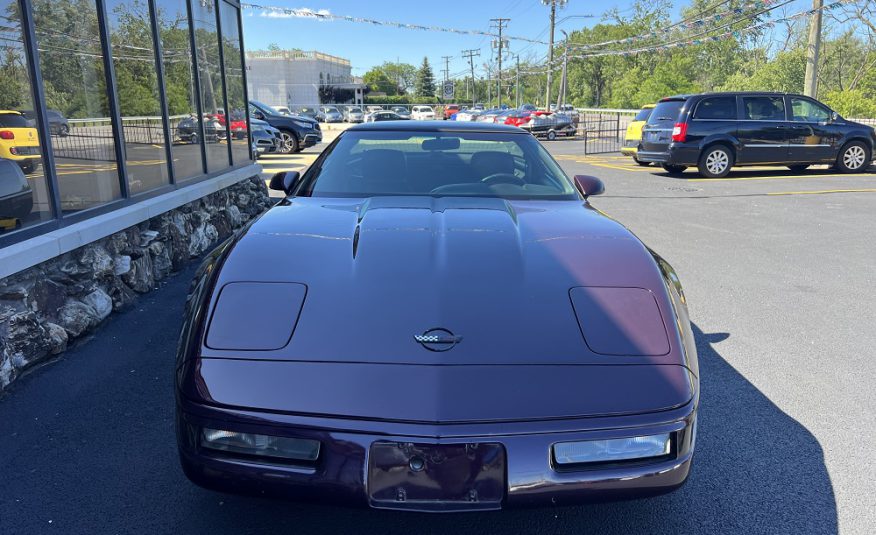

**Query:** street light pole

left=557, top=30, right=569, bottom=110
left=515, top=55, right=520, bottom=108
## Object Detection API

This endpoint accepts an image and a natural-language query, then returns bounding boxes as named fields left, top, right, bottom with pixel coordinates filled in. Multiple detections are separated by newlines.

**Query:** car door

left=737, top=95, right=791, bottom=164
left=786, top=96, right=838, bottom=163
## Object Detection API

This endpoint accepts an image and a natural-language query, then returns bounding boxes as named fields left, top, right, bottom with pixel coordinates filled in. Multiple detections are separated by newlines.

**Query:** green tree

left=415, top=57, right=435, bottom=97
left=363, top=67, right=397, bottom=94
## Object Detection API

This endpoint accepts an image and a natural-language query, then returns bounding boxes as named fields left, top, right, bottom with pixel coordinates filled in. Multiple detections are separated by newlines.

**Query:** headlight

left=553, top=433, right=671, bottom=466
left=292, top=120, right=314, bottom=129
left=201, top=428, right=320, bottom=462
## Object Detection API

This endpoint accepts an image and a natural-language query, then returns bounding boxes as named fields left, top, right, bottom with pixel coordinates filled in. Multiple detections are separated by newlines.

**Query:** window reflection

left=106, top=0, right=169, bottom=195
left=219, top=1, right=249, bottom=165
left=155, top=0, right=204, bottom=181
left=32, top=0, right=122, bottom=213
left=0, top=0, right=52, bottom=232
left=191, top=0, right=229, bottom=172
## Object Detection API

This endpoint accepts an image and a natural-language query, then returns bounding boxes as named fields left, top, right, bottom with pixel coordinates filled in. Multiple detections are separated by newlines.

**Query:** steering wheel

left=481, top=173, right=525, bottom=186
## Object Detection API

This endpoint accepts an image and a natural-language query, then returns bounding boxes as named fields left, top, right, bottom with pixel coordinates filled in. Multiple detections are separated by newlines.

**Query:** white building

left=246, top=49, right=364, bottom=106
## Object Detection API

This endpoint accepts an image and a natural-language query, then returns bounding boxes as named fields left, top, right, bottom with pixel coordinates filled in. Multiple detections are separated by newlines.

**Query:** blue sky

left=240, top=0, right=636, bottom=75
left=240, top=0, right=811, bottom=76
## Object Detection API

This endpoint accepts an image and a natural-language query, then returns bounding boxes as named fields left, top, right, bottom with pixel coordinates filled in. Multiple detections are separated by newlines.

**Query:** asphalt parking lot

left=1, top=138, right=874, bottom=534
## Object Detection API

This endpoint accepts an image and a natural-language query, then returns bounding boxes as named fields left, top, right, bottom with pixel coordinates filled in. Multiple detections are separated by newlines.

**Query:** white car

left=454, top=110, right=479, bottom=122
left=411, top=105, right=435, bottom=121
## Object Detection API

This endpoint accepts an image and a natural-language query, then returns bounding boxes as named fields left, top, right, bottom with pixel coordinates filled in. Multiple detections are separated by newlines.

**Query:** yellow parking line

left=766, top=188, right=876, bottom=196
left=686, top=173, right=873, bottom=182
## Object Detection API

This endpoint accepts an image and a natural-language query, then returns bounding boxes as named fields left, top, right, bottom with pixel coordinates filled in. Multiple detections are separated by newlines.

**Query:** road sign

left=443, top=81, right=454, bottom=100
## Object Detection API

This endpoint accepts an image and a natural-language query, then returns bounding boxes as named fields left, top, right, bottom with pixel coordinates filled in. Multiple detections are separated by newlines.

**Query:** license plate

left=368, top=442, right=506, bottom=511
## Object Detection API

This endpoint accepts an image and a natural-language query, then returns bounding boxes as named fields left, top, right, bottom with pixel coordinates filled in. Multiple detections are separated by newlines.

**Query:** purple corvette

left=176, top=121, right=699, bottom=511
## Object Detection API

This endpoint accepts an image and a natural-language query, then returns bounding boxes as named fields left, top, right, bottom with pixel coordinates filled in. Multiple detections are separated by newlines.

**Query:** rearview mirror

left=269, top=171, right=301, bottom=195
left=422, top=137, right=461, bottom=151
left=573, top=175, right=605, bottom=199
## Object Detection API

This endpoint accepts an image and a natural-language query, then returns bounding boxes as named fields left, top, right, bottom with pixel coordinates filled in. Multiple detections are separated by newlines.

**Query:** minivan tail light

left=671, top=122, right=687, bottom=142
left=0, top=130, right=14, bottom=140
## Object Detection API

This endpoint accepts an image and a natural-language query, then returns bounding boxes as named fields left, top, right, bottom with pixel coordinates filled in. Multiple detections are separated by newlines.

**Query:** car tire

left=787, top=164, right=810, bottom=173
left=697, top=144, right=734, bottom=178
left=59, top=124, right=69, bottom=137
left=633, top=156, right=650, bottom=167
left=835, top=141, right=870, bottom=173
left=662, top=164, right=687, bottom=175
left=547, top=130, right=557, bottom=141
left=190, top=133, right=199, bottom=145
left=279, top=130, right=299, bottom=154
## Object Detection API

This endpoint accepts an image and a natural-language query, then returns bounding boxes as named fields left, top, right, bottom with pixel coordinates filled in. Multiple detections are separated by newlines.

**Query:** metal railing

left=49, top=115, right=196, bottom=162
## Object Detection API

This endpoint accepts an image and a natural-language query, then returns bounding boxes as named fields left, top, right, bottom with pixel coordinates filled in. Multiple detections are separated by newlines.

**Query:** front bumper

left=302, top=132, right=322, bottom=148
left=177, top=397, right=696, bottom=511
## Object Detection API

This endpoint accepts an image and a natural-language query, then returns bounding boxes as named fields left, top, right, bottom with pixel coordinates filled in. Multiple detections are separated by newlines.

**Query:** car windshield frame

left=296, top=130, right=580, bottom=201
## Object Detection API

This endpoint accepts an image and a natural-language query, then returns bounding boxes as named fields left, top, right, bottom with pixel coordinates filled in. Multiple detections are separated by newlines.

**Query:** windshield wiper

left=656, top=116, right=674, bottom=121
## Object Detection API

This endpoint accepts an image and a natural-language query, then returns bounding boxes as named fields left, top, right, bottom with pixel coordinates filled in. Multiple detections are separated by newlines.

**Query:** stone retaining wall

left=0, top=176, right=270, bottom=390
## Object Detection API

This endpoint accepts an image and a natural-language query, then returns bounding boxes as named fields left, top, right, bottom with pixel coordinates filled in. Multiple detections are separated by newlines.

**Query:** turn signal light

left=553, top=433, right=672, bottom=465
left=201, top=428, right=321, bottom=462
left=671, top=122, right=687, bottom=142
left=0, top=130, right=14, bottom=140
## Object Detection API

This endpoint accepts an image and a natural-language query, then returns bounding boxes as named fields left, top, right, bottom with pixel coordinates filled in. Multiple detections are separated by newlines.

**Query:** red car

left=443, top=104, right=461, bottom=120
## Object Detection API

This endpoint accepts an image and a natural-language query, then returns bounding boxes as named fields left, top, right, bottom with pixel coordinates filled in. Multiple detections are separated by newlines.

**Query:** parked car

left=319, top=106, right=344, bottom=123
left=557, top=104, right=580, bottom=126
left=0, top=110, right=41, bottom=173
left=365, top=111, right=404, bottom=122
left=176, top=121, right=699, bottom=510
left=344, top=107, right=365, bottom=123
left=20, top=109, right=69, bottom=136
left=390, top=106, right=411, bottom=120
left=292, top=106, right=321, bottom=122
left=0, top=158, right=33, bottom=231
left=442, top=104, right=460, bottom=120
left=176, top=115, right=225, bottom=144
left=637, top=92, right=876, bottom=178
left=273, top=106, right=293, bottom=116
left=249, top=118, right=281, bottom=157
left=250, top=100, right=322, bottom=153
left=454, top=109, right=480, bottom=122
left=366, top=105, right=384, bottom=114
left=411, top=105, right=436, bottom=121
left=621, top=104, right=656, bottom=166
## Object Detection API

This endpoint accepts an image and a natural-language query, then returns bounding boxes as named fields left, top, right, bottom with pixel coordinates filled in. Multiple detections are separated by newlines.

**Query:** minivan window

left=633, top=108, right=653, bottom=122
left=790, top=97, right=831, bottom=122
left=694, top=97, right=737, bottom=120
left=646, top=100, right=684, bottom=127
left=743, top=96, right=785, bottom=121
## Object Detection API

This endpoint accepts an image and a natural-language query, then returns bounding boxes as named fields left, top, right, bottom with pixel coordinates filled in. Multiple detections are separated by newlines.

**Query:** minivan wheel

left=787, top=164, right=810, bottom=173
left=836, top=141, right=870, bottom=173
left=662, top=164, right=687, bottom=175
left=698, top=145, right=734, bottom=178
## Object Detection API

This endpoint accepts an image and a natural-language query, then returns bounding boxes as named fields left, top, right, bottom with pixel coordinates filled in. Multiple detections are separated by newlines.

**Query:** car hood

left=206, top=196, right=682, bottom=367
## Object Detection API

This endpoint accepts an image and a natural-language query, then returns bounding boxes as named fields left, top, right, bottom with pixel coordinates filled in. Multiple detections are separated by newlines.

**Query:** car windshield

left=324, top=107, right=339, bottom=113
left=300, top=130, right=578, bottom=200
left=349, top=108, right=362, bottom=113
left=647, top=100, right=685, bottom=126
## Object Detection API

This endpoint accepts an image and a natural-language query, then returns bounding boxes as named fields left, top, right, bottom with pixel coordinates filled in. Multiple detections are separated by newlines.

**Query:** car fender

left=836, top=128, right=875, bottom=152
left=697, top=133, right=741, bottom=155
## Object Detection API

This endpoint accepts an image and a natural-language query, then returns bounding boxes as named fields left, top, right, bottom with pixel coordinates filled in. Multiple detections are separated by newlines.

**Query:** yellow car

left=0, top=110, right=41, bottom=173
left=621, top=104, right=655, bottom=166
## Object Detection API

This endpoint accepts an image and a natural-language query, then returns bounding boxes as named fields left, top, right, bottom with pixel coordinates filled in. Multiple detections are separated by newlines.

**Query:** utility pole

left=543, top=0, right=564, bottom=108
left=515, top=55, right=520, bottom=108
left=486, top=63, right=492, bottom=104
left=462, top=49, right=480, bottom=107
left=491, top=18, right=510, bottom=108
left=557, top=30, right=569, bottom=110
left=804, top=0, right=823, bottom=97
left=441, top=55, right=452, bottom=83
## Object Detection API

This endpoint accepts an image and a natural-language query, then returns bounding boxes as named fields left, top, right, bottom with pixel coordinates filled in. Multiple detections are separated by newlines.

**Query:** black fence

left=576, top=110, right=637, bottom=155
left=49, top=117, right=184, bottom=162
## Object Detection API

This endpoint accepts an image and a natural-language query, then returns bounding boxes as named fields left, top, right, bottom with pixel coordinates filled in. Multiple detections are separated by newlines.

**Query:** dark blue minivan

left=637, top=92, right=876, bottom=178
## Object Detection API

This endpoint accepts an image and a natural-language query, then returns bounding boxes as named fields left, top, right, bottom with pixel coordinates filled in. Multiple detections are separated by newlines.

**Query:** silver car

left=344, top=107, right=364, bottom=123
left=320, top=106, right=344, bottom=123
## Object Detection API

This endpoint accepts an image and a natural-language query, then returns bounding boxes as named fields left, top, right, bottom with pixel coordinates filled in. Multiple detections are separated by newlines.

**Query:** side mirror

left=573, top=175, right=605, bottom=199
left=253, top=111, right=264, bottom=120
left=830, top=111, right=839, bottom=123
left=269, top=171, right=301, bottom=195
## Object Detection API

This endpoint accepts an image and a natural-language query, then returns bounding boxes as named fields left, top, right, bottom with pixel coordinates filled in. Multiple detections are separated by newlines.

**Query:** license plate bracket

left=368, top=442, right=506, bottom=512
